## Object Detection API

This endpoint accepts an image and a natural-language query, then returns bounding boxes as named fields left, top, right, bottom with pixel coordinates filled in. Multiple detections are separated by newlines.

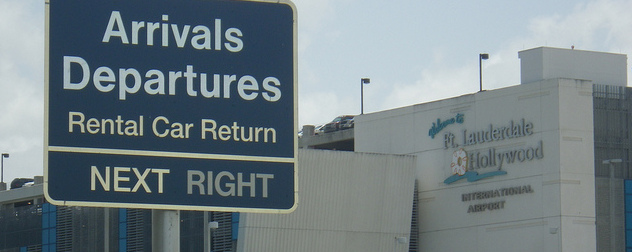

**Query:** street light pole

left=361, top=78, right=370, bottom=115
left=1, top=153, right=9, bottom=183
left=479, top=53, right=489, bottom=92
left=207, top=220, right=219, bottom=252
left=603, top=158, right=622, bottom=251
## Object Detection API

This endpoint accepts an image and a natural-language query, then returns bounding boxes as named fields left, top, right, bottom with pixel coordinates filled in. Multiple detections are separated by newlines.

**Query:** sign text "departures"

left=63, top=11, right=283, bottom=102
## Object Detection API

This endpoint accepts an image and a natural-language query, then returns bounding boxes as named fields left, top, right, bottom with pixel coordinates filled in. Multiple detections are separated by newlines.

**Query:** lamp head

left=361, top=78, right=370, bottom=84
left=1, top=153, right=8, bottom=158
left=603, top=159, right=623, bottom=164
left=480, top=53, right=489, bottom=60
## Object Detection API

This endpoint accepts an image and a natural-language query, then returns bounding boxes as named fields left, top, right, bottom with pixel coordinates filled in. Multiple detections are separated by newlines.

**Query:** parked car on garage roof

left=341, top=117, right=354, bottom=129
left=323, top=115, right=355, bottom=133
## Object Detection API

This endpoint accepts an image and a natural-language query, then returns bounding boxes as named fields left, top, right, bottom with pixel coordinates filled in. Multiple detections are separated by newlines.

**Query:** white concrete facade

left=355, top=78, right=597, bottom=251
left=519, top=47, right=627, bottom=86
left=237, top=149, right=416, bottom=252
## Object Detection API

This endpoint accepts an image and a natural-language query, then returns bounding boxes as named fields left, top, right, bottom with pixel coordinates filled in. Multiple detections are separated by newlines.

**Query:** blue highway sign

left=45, top=0, right=297, bottom=212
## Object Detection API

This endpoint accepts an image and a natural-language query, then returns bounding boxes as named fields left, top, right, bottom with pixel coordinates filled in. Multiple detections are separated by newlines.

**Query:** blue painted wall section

left=232, top=212, right=240, bottom=241
left=41, top=203, right=57, bottom=252
left=119, top=208, right=128, bottom=252
left=625, top=180, right=632, bottom=252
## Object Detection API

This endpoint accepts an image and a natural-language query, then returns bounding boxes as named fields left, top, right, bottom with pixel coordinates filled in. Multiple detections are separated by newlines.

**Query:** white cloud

left=375, top=0, right=632, bottom=113
left=520, top=0, right=632, bottom=55
left=299, top=91, right=356, bottom=128
left=0, top=1, right=44, bottom=181
left=380, top=62, right=480, bottom=110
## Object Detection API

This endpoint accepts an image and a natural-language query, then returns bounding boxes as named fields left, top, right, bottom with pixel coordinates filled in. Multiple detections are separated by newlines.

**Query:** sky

left=1, top=0, right=632, bottom=183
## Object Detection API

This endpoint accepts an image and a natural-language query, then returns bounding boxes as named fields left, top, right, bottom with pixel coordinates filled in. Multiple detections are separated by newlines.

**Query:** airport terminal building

left=1, top=47, right=631, bottom=251
left=354, top=47, right=630, bottom=252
